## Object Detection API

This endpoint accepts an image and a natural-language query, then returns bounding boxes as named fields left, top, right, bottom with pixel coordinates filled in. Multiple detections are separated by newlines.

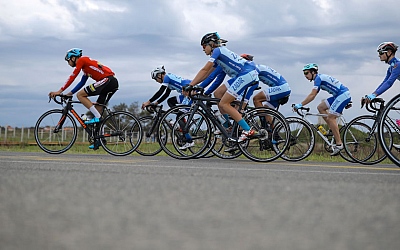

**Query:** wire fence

left=0, top=125, right=102, bottom=146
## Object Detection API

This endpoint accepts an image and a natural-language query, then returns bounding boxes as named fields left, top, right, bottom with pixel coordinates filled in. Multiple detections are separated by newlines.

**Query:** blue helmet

left=303, top=63, right=318, bottom=71
left=65, top=48, right=82, bottom=61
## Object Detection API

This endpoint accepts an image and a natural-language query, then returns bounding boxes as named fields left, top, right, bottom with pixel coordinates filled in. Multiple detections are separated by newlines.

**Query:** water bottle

left=318, top=125, right=327, bottom=135
left=214, top=110, right=226, bottom=124
left=81, top=114, right=89, bottom=121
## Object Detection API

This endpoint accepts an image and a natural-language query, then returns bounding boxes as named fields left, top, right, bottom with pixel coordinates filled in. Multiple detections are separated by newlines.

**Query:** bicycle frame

left=294, top=108, right=347, bottom=147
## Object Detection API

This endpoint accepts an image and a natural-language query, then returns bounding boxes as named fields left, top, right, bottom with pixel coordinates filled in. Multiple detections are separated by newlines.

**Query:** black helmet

left=201, top=32, right=220, bottom=45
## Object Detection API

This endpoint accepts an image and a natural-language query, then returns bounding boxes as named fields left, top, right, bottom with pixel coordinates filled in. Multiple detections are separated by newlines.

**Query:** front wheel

left=378, top=95, right=400, bottom=166
left=238, top=107, right=290, bottom=162
left=99, top=111, right=142, bottom=156
left=34, top=109, right=78, bottom=154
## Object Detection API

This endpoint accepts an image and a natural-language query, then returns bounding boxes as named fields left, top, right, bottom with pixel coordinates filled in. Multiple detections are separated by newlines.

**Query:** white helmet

left=151, top=65, right=165, bottom=80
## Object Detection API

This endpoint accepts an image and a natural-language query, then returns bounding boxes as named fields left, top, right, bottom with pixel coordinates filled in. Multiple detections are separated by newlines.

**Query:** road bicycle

left=377, top=94, right=400, bottom=167
left=342, top=98, right=390, bottom=165
left=157, top=85, right=290, bottom=162
left=281, top=104, right=354, bottom=162
left=34, top=94, right=142, bottom=156
left=136, top=104, right=168, bottom=156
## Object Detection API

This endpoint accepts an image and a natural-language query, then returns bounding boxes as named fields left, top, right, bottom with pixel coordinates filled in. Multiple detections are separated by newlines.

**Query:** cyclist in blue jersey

left=364, top=42, right=400, bottom=103
left=142, top=65, right=194, bottom=149
left=241, top=54, right=291, bottom=110
left=294, top=63, right=352, bottom=156
left=240, top=53, right=291, bottom=133
left=186, top=32, right=259, bottom=142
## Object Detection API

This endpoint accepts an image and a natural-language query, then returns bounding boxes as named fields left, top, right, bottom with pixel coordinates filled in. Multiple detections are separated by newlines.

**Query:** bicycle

left=377, top=94, right=400, bottom=167
left=282, top=104, right=354, bottom=162
left=34, top=94, right=142, bottom=156
left=342, top=98, right=390, bottom=165
left=136, top=104, right=168, bottom=156
left=157, top=85, right=291, bottom=162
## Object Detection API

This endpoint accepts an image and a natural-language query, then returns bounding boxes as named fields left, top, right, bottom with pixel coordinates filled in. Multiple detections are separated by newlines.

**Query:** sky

left=0, top=0, right=399, bottom=127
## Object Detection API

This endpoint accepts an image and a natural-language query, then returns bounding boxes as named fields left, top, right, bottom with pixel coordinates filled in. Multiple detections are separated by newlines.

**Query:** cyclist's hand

left=49, top=90, right=62, bottom=98
left=141, top=101, right=151, bottom=110
left=293, top=103, right=302, bottom=110
left=366, top=93, right=376, bottom=101
left=182, top=84, right=193, bottom=92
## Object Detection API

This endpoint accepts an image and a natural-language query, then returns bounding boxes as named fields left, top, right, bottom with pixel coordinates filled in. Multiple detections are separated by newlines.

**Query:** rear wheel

left=99, top=111, right=142, bottom=156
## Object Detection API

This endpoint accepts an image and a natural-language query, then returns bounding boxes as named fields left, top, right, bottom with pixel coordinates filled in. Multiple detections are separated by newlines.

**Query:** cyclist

left=185, top=32, right=259, bottom=142
left=49, top=48, right=118, bottom=125
left=141, top=65, right=194, bottom=150
left=294, top=63, right=351, bottom=156
left=364, top=42, right=400, bottom=103
left=241, top=53, right=291, bottom=130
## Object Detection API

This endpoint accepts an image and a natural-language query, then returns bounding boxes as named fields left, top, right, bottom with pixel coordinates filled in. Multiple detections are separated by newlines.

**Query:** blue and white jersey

left=313, top=74, right=349, bottom=97
left=162, top=73, right=192, bottom=94
left=375, top=57, right=400, bottom=95
left=199, top=65, right=226, bottom=95
left=209, top=47, right=255, bottom=78
left=256, top=64, right=287, bottom=87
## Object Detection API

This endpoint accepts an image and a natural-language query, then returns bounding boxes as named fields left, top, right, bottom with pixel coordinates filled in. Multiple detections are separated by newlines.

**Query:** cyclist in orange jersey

left=49, top=48, right=118, bottom=124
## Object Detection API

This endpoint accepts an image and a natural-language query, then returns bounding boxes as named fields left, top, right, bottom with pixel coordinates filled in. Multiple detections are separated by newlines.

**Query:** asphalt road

left=1, top=151, right=400, bottom=250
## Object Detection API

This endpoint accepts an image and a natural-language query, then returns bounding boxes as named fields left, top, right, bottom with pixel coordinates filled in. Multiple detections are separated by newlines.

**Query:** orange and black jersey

left=61, top=56, right=115, bottom=91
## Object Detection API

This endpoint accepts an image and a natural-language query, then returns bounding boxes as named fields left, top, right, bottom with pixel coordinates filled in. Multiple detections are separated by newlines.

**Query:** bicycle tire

left=157, top=105, right=212, bottom=160
left=280, top=117, right=315, bottom=162
left=136, top=116, right=165, bottom=156
left=99, top=111, right=142, bottom=156
left=238, top=107, right=290, bottom=162
left=34, top=109, right=77, bottom=154
left=378, top=94, right=400, bottom=167
left=343, top=115, right=388, bottom=165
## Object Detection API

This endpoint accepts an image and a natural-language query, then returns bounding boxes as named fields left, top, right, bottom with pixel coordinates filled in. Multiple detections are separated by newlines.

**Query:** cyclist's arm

left=374, top=66, right=400, bottom=96
left=155, top=88, right=172, bottom=104
left=70, top=75, right=89, bottom=94
left=189, top=61, right=215, bottom=86
left=300, top=88, right=318, bottom=106
left=60, top=61, right=83, bottom=92
left=204, top=71, right=226, bottom=95
left=199, top=66, right=222, bottom=89
left=149, top=85, right=168, bottom=103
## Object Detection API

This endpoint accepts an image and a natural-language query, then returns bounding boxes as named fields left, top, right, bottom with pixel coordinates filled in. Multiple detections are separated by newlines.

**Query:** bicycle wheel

left=378, top=94, right=400, bottom=166
left=34, top=109, right=78, bottom=154
left=99, top=111, right=142, bottom=156
left=136, top=116, right=165, bottom=156
left=211, top=120, right=242, bottom=159
left=238, top=107, right=290, bottom=162
left=158, top=105, right=212, bottom=160
left=280, top=117, right=315, bottom=161
left=343, top=116, right=388, bottom=165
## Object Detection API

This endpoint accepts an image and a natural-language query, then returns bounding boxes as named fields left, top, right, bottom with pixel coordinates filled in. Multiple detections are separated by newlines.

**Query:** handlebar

left=145, top=103, right=163, bottom=113
left=49, top=94, right=73, bottom=105
left=361, top=97, right=384, bottom=113
left=291, top=104, right=310, bottom=117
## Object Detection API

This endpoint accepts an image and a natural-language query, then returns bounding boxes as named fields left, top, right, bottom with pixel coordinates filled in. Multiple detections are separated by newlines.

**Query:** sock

left=89, top=106, right=101, bottom=118
left=222, top=114, right=230, bottom=128
left=185, top=133, right=192, bottom=142
left=238, top=119, right=251, bottom=131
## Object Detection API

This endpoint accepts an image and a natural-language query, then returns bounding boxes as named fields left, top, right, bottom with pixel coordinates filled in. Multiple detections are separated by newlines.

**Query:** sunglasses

left=378, top=51, right=387, bottom=55
left=303, top=71, right=310, bottom=75
left=202, top=43, right=210, bottom=49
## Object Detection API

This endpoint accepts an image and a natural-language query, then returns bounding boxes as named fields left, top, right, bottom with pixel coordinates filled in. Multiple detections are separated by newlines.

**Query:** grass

left=0, top=142, right=394, bottom=164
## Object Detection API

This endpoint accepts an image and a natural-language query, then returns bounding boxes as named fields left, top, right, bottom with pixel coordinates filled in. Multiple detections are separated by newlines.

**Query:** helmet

left=201, top=32, right=221, bottom=45
left=241, top=54, right=254, bottom=61
left=377, top=42, right=398, bottom=53
left=65, top=48, right=82, bottom=61
left=151, top=65, right=165, bottom=80
left=303, top=63, right=318, bottom=71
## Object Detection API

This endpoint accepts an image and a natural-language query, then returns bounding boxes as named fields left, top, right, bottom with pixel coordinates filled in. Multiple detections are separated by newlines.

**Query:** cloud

left=0, top=0, right=400, bottom=127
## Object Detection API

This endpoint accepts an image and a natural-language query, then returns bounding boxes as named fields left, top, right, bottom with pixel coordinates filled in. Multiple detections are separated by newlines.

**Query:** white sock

left=89, top=106, right=101, bottom=118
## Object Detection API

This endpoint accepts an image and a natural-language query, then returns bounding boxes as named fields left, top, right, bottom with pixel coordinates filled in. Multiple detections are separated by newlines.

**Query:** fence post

left=4, top=126, right=7, bottom=143
left=21, top=127, right=24, bottom=142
